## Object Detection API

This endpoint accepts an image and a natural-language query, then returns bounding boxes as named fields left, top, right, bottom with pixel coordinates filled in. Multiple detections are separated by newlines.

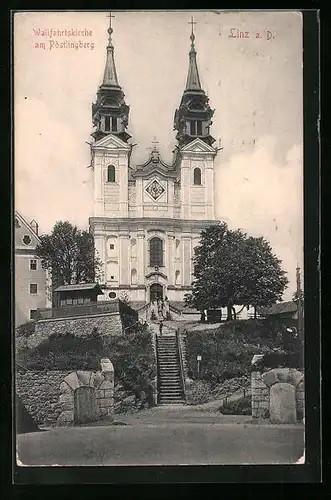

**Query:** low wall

left=16, top=369, right=71, bottom=426
left=19, top=312, right=123, bottom=349
left=251, top=367, right=304, bottom=422
left=16, top=367, right=115, bottom=427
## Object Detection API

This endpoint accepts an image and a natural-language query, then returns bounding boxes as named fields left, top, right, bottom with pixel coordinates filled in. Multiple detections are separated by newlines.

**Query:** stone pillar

left=136, top=178, right=144, bottom=217
left=94, top=233, right=106, bottom=284
left=97, top=358, right=114, bottom=422
left=251, top=369, right=270, bottom=419
left=167, top=232, right=175, bottom=286
left=137, top=230, right=145, bottom=285
left=180, top=159, right=191, bottom=219
left=119, top=231, right=130, bottom=285
left=118, top=153, right=129, bottom=217
left=182, top=235, right=192, bottom=286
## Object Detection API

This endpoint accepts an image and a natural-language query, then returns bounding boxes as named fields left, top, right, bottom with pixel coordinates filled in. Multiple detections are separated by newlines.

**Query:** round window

left=109, top=292, right=116, bottom=299
left=22, top=235, right=31, bottom=245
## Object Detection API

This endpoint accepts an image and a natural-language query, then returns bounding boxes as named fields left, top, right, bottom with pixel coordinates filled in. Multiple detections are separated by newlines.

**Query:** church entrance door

left=150, top=283, right=163, bottom=302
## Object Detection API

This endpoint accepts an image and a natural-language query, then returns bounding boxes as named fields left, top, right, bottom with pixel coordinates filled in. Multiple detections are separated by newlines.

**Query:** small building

left=257, top=301, right=298, bottom=321
left=53, top=283, right=104, bottom=308
left=15, top=211, right=49, bottom=326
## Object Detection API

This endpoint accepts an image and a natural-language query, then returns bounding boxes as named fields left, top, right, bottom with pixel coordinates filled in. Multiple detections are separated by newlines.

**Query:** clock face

left=22, top=234, right=31, bottom=245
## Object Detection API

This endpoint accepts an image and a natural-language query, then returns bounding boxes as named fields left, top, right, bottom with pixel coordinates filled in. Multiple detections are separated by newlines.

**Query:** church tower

left=91, top=15, right=131, bottom=143
left=89, top=15, right=219, bottom=306
left=174, top=19, right=218, bottom=221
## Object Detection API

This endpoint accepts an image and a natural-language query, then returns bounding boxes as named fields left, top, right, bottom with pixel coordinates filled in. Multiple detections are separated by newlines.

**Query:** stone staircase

left=156, top=331, right=185, bottom=405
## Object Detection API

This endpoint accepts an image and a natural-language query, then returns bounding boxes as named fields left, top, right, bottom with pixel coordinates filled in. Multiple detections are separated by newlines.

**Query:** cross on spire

left=107, top=12, right=115, bottom=29
left=189, top=16, right=197, bottom=35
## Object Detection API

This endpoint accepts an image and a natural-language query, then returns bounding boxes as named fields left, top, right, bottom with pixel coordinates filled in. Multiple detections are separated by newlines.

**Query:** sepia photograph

left=14, top=9, right=306, bottom=468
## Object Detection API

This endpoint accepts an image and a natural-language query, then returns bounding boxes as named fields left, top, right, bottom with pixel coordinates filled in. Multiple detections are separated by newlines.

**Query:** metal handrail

left=176, top=330, right=186, bottom=402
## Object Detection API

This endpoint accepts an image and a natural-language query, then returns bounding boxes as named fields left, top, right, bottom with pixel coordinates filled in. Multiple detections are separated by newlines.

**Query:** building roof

left=257, top=301, right=297, bottom=317
left=170, top=301, right=200, bottom=314
left=54, top=283, right=104, bottom=294
left=185, top=29, right=202, bottom=91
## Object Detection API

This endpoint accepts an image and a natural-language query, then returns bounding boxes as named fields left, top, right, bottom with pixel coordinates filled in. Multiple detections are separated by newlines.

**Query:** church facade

left=89, top=19, right=219, bottom=305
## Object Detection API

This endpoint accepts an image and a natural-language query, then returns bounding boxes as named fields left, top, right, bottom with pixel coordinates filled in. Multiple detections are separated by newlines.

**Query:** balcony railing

left=37, top=301, right=120, bottom=320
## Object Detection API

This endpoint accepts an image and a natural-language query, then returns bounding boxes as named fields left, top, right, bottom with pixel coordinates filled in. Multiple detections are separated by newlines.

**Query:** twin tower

left=89, top=16, right=219, bottom=305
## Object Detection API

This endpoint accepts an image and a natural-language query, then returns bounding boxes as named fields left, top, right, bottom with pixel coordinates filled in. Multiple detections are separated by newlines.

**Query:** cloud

left=215, top=136, right=303, bottom=300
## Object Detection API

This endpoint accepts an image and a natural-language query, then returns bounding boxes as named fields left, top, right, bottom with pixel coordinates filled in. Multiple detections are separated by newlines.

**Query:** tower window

left=105, top=116, right=110, bottom=132
left=149, top=237, right=163, bottom=267
left=109, top=243, right=115, bottom=250
left=30, top=259, right=37, bottom=270
left=190, top=121, right=197, bottom=136
left=194, top=167, right=202, bottom=185
left=30, top=283, right=38, bottom=294
left=112, top=116, right=118, bottom=132
left=190, top=120, right=203, bottom=136
left=107, top=165, right=115, bottom=183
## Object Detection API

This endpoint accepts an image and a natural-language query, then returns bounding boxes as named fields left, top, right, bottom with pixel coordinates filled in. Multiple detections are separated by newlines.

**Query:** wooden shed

left=53, top=283, right=104, bottom=308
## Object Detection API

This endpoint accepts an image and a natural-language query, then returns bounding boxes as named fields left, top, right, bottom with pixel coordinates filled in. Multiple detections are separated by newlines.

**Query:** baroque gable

left=180, top=138, right=217, bottom=154
left=92, top=133, right=131, bottom=152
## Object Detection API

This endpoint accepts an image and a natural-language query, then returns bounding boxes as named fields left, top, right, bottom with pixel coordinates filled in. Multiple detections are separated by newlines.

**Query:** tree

left=185, top=222, right=288, bottom=321
left=35, top=221, right=102, bottom=303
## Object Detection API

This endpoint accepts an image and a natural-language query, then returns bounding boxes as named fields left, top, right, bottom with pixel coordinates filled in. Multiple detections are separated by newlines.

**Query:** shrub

left=16, top=328, right=157, bottom=393
left=16, top=321, right=36, bottom=338
left=185, top=380, right=212, bottom=405
left=185, top=320, right=283, bottom=387
left=219, top=395, right=252, bottom=415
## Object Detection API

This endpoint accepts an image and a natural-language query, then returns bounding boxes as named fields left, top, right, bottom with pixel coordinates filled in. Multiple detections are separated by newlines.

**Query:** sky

left=14, top=10, right=303, bottom=300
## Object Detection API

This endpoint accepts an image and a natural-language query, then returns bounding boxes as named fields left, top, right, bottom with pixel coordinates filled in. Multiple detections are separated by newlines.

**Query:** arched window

left=175, top=270, right=180, bottom=285
left=131, top=269, right=137, bottom=285
left=193, top=167, right=201, bottom=185
left=107, top=165, right=115, bottom=183
left=149, top=237, right=163, bottom=267
left=131, top=238, right=137, bottom=258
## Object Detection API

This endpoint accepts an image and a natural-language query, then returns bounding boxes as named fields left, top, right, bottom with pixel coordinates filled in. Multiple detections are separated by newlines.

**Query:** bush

left=185, top=380, right=212, bottom=405
left=16, top=321, right=36, bottom=338
left=16, top=328, right=157, bottom=393
left=185, top=320, right=284, bottom=387
left=219, top=395, right=252, bottom=415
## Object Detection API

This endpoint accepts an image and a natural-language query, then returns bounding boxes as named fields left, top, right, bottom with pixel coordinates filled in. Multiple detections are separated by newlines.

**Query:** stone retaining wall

left=16, top=370, right=71, bottom=426
left=17, top=312, right=123, bottom=349
left=16, top=367, right=115, bottom=427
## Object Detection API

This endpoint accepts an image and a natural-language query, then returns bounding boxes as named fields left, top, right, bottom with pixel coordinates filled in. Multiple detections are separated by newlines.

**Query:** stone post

left=97, top=358, right=114, bottom=422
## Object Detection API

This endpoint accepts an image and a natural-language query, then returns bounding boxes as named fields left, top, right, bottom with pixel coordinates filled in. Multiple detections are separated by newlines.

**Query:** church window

left=112, top=116, right=118, bottom=132
left=194, top=167, right=202, bottom=185
left=131, top=269, right=137, bottom=285
left=29, top=283, right=38, bottom=294
left=105, top=116, right=111, bottom=132
left=23, top=234, right=31, bottom=245
left=109, top=243, right=115, bottom=250
left=109, top=292, right=116, bottom=299
left=189, top=120, right=203, bottom=136
left=107, top=165, right=115, bottom=183
left=149, top=237, right=163, bottom=267
left=30, top=259, right=37, bottom=270
left=190, top=121, right=197, bottom=136
left=175, top=270, right=180, bottom=285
